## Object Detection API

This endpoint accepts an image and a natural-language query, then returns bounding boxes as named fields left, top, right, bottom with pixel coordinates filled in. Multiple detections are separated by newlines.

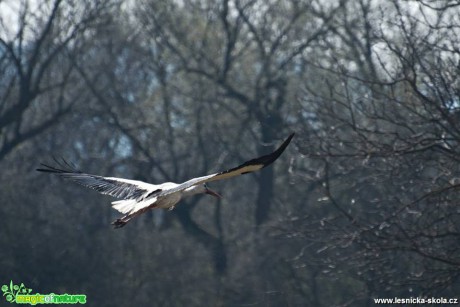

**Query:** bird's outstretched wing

left=157, top=133, right=295, bottom=197
left=36, top=159, right=158, bottom=200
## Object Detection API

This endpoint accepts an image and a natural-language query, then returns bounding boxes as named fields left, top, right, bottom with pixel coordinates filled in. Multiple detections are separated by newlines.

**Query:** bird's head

left=203, top=183, right=222, bottom=198
left=184, top=184, right=222, bottom=198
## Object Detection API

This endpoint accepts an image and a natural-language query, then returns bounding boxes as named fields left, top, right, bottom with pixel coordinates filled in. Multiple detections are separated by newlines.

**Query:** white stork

left=37, top=133, right=294, bottom=228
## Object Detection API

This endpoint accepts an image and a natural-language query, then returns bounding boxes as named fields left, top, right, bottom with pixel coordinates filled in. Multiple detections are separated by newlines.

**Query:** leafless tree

left=0, top=0, right=114, bottom=161
left=135, top=0, right=339, bottom=226
left=4, top=0, right=459, bottom=306
left=281, top=0, right=460, bottom=301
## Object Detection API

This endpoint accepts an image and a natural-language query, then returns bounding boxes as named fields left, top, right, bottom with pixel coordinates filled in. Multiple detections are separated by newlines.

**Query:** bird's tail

left=111, top=201, right=139, bottom=229
left=111, top=199, right=137, bottom=214
left=111, top=200, right=151, bottom=229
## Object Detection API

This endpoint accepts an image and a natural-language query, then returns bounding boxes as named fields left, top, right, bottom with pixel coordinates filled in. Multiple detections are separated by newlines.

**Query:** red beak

left=206, top=188, right=222, bottom=198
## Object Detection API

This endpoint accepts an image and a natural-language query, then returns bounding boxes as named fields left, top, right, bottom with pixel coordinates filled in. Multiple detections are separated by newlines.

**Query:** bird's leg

left=111, top=213, right=136, bottom=229
left=111, top=208, right=149, bottom=228
left=111, top=216, right=130, bottom=228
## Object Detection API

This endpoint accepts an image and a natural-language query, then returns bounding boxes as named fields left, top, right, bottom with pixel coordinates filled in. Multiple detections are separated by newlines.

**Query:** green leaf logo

left=2, top=280, right=33, bottom=304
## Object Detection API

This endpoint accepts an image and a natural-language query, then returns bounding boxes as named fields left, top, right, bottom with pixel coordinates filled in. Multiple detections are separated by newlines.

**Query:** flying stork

left=37, top=133, right=294, bottom=228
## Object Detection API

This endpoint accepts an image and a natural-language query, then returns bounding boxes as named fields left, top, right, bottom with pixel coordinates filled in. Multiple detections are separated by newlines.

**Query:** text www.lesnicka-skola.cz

left=373, top=297, right=458, bottom=304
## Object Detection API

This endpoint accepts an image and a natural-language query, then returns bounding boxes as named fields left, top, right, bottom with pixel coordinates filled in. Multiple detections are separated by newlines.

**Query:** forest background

left=1, top=0, right=459, bottom=305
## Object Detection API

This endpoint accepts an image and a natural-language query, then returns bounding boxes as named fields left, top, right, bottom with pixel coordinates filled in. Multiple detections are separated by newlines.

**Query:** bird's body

left=111, top=182, right=209, bottom=212
left=37, top=133, right=294, bottom=228
left=110, top=182, right=192, bottom=227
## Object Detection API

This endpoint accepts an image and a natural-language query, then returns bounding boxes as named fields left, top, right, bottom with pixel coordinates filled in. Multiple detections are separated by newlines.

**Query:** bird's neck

left=182, top=185, right=203, bottom=197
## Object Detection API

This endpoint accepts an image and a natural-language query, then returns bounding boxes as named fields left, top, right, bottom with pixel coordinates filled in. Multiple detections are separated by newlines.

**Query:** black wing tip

left=36, top=167, right=57, bottom=173
left=282, top=132, right=295, bottom=149
left=221, top=132, right=295, bottom=175
left=259, top=132, right=294, bottom=167
left=36, top=163, right=64, bottom=173
left=36, top=158, right=80, bottom=174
